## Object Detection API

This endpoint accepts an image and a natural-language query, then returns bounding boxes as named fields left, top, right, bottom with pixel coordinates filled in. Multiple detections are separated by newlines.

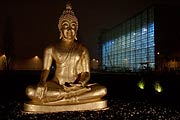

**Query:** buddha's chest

left=52, top=49, right=81, bottom=63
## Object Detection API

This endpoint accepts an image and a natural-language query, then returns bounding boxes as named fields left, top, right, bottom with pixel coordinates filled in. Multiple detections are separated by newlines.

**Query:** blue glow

left=101, top=7, right=155, bottom=72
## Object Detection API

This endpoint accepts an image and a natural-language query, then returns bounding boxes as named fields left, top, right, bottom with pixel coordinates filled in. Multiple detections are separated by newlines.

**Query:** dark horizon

left=0, top=0, right=179, bottom=59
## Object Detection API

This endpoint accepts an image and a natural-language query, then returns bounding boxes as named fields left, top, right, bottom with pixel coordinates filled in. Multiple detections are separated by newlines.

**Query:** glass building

left=99, top=7, right=155, bottom=72
left=99, top=3, right=180, bottom=72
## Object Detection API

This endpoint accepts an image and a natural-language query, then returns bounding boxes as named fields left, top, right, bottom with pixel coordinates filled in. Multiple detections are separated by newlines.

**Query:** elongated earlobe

left=75, top=36, right=77, bottom=40
left=59, top=31, right=63, bottom=39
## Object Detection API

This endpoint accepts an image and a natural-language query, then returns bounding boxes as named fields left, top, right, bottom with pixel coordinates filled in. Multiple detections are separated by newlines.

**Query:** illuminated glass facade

left=99, top=7, right=155, bottom=72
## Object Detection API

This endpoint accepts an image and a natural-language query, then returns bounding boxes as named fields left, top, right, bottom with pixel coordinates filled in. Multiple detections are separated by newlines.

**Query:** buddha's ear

left=74, top=32, right=77, bottom=40
left=58, top=23, right=61, bottom=31
left=58, top=23, right=62, bottom=39
left=75, top=35, right=77, bottom=40
left=59, top=31, right=63, bottom=39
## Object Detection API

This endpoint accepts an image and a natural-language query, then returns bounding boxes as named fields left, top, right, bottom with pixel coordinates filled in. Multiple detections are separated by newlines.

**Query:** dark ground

left=0, top=70, right=180, bottom=119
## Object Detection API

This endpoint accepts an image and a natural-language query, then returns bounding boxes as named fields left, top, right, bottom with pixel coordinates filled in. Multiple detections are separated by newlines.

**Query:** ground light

left=154, top=81, right=163, bottom=93
left=137, top=79, right=145, bottom=90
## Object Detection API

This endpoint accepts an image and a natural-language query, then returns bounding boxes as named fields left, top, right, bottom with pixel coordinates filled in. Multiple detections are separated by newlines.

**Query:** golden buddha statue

left=24, top=3, right=107, bottom=112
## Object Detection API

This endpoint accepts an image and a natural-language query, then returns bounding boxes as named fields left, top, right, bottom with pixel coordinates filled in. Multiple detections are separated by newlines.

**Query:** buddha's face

left=59, top=20, right=77, bottom=42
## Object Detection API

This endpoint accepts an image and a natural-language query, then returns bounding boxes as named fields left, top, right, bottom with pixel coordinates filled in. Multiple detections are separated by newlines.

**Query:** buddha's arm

left=35, top=47, right=53, bottom=100
left=76, top=48, right=90, bottom=86
left=40, top=47, right=53, bottom=83
left=77, top=72, right=90, bottom=86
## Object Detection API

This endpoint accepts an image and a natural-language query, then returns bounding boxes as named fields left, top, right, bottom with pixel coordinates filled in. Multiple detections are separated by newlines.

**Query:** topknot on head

left=58, top=2, right=78, bottom=30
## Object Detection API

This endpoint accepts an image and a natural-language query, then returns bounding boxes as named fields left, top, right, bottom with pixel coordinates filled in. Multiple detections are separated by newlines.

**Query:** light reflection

left=154, top=82, right=163, bottom=93
left=137, top=79, right=145, bottom=90
left=0, top=54, right=7, bottom=70
left=91, top=59, right=99, bottom=70
left=143, top=28, right=147, bottom=31
left=31, top=56, right=42, bottom=70
left=2, top=54, right=6, bottom=58
left=34, top=56, right=38, bottom=59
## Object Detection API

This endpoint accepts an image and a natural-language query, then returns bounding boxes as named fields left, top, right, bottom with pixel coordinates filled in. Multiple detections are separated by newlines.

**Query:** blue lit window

left=101, top=7, right=155, bottom=72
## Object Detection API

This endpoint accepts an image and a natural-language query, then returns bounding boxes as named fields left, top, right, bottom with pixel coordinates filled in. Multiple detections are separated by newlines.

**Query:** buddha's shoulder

left=44, top=43, right=56, bottom=53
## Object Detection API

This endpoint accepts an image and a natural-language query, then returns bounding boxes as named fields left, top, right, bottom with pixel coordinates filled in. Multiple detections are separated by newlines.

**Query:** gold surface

left=24, top=100, right=107, bottom=113
left=25, top=2, right=107, bottom=110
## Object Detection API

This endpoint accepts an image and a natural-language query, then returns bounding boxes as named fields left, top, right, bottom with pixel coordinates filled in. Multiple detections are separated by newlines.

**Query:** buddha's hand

left=36, top=82, right=47, bottom=100
left=74, top=72, right=90, bottom=87
left=70, top=83, right=82, bottom=87
left=63, top=82, right=82, bottom=92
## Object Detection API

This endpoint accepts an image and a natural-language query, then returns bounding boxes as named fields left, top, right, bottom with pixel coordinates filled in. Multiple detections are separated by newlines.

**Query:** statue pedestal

left=24, top=100, right=107, bottom=113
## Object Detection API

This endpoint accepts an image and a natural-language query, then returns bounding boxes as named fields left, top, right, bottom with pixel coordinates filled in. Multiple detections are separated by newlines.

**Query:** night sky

left=0, top=0, right=179, bottom=59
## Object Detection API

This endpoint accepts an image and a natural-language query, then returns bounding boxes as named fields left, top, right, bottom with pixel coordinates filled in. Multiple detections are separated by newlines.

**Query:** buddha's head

left=58, top=3, right=78, bottom=42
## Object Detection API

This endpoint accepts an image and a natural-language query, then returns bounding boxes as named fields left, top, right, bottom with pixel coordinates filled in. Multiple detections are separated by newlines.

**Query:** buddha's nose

left=67, top=26, right=72, bottom=30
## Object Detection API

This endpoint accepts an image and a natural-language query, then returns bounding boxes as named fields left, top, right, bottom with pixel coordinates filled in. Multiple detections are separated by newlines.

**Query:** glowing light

left=143, top=28, right=147, bottom=31
left=34, top=56, right=38, bottom=59
left=2, top=54, right=6, bottom=58
left=157, top=52, right=160, bottom=55
left=0, top=54, right=6, bottom=59
left=92, top=59, right=99, bottom=63
left=154, top=82, right=163, bottom=93
left=137, top=80, right=145, bottom=90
